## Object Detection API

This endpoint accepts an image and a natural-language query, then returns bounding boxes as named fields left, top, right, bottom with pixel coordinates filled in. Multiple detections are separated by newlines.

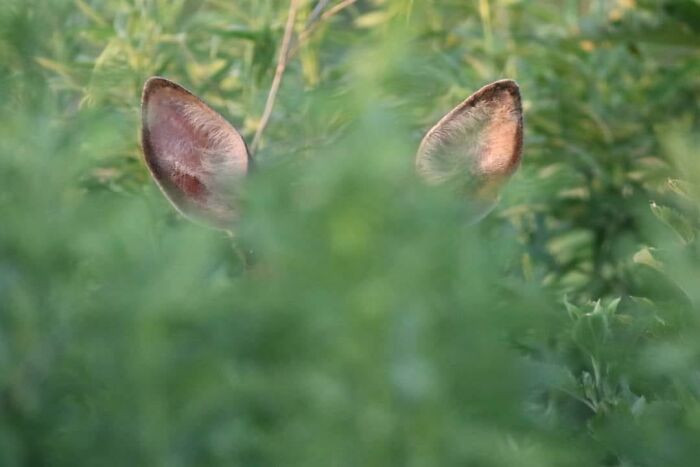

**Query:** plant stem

left=250, top=0, right=300, bottom=155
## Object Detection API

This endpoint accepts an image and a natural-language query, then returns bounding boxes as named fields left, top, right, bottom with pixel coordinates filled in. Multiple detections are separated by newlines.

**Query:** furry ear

left=416, top=80, right=523, bottom=215
left=141, top=77, right=251, bottom=229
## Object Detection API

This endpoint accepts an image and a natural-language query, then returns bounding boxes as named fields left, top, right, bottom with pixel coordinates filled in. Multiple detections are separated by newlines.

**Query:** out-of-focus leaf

left=355, top=10, right=392, bottom=28
left=75, top=0, right=108, bottom=27
left=217, top=24, right=272, bottom=41
left=633, top=247, right=665, bottom=271
left=664, top=0, right=700, bottom=33
left=650, top=201, right=696, bottom=244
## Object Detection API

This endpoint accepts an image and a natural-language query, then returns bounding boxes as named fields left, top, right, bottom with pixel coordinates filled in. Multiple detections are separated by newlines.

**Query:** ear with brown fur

left=141, top=77, right=251, bottom=229
left=416, top=80, right=523, bottom=217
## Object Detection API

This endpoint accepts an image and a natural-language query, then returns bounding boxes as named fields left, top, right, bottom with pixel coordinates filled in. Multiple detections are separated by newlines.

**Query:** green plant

left=1, top=1, right=699, bottom=466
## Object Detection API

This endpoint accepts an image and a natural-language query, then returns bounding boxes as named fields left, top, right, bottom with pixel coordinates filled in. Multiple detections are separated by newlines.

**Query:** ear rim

left=416, top=79, right=524, bottom=182
left=140, top=76, right=253, bottom=230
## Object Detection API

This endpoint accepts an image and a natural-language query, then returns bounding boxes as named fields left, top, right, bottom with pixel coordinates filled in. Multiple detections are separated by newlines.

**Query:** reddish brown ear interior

left=416, top=80, right=523, bottom=202
left=141, top=77, right=250, bottom=229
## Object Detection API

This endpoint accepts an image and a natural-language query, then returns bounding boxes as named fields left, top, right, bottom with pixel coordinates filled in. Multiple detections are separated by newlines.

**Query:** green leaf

left=650, top=201, right=696, bottom=244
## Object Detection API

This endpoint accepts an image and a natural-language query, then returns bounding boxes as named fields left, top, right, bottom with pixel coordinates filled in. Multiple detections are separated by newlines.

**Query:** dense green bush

left=1, top=1, right=699, bottom=465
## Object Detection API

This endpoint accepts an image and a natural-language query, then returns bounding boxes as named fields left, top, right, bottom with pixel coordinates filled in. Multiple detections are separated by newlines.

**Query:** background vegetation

left=1, top=0, right=700, bottom=465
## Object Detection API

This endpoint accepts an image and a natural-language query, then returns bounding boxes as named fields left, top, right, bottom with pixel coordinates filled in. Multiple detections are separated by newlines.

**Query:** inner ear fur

left=416, top=80, right=523, bottom=193
left=141, top=77, right=251, bottom=229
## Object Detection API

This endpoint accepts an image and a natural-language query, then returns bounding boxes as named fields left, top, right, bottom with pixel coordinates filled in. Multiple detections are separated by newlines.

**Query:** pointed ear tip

left=493, top=78, right=519, bottom=87
left=142, top=77, right=162, bottom=104
left=141, top=77, right=184, bottom=103
left=489, top=79, right=521, bottom=99
left=143, top=76, right=172, bottom=89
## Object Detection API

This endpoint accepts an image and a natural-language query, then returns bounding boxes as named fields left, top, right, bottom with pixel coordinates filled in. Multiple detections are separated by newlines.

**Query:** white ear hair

left=141, top=77, right=251, bottom=229
left=416, top=80, right=523, bottom=210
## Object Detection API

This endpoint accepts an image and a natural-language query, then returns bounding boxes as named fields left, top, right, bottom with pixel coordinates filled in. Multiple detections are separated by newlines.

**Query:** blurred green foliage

left=1, top=0, right=700, bottom=465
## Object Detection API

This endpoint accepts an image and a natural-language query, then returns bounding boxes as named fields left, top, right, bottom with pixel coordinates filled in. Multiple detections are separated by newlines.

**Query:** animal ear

left=141, top=77, right=251, bottom=229
left=416, top=80, right=523, bottom=213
